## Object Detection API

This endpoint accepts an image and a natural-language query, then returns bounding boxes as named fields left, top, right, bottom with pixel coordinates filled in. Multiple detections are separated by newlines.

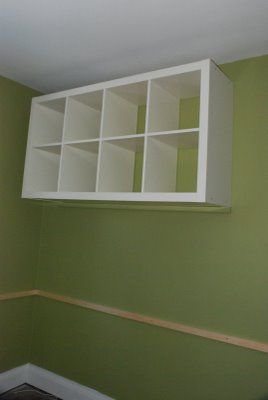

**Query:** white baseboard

left=0, top=364, right=28, bottom=393
left=0, top=364, right=114, bottom=400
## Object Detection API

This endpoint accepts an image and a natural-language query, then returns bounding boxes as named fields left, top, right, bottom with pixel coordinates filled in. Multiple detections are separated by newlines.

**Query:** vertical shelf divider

left=57, top=97, right=69, bottom=192
left=95, top=89, right=106, bottom=192
left=141, top=79, right=151, bottom=193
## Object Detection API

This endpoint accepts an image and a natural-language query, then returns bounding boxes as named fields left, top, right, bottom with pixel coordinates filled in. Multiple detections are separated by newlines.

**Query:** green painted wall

left=0, top=56, right=266, bottom=398
left=31, top=297, right=268, bottom=400
left=29, top=55, right=268, bottom=399
left=30, top=55, right=268, bottom=399
left=0, top=298, right=34, bottom=371
left=0, top=77, right=42, bottom=372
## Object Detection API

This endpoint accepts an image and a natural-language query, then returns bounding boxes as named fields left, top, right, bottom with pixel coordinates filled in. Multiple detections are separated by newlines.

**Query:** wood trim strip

left=0, top=289, right=38, bottom=301
left=37, top=290, right=268, bottom=354
left=1, top=289, right=268, bottom=354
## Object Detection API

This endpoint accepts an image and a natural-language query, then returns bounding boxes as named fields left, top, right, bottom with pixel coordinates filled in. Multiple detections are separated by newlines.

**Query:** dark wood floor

left=0, top=384, right=61, bottom=400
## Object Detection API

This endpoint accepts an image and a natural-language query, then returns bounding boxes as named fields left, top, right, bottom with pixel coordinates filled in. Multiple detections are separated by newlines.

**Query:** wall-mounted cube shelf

left=22, top=59, right=233, bottom=206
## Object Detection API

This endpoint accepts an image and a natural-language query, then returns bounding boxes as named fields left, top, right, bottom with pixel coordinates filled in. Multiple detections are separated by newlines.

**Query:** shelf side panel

left=206, top=64, right=233, bottom=206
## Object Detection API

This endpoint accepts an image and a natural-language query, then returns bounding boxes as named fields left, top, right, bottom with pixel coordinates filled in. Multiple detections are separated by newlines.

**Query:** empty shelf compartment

left=26, top=145, right=61, bottom=192
left=98, top=136, right=144, bottom=192
left=64, top=91, right=103, bottom=141
left=102, top=81, right=148, bottom=137
left=30, top=98, right=65, bottom=145
left=144, top=131, right=199, bottom=193
left=148, top=70, right=200, bottom=133
left=59, top=142, right=99, bottom=192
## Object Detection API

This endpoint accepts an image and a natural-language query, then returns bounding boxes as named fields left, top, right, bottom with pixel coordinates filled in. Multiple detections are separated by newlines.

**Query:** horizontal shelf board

left=33, top=142, right=62, bottom=147
left=102, top=135, right=144, bottom=151
left=33, top=145, right=62, bottom=154
left=64, top=138, right=100, bottom=145
left=22, top=198, right=230, bottom=213
left=148, top=128, right=199, bottom=135
left=63, top=131, right=197, bottom=143
left=47, top=130, right=197, bottom=147
left=102, top=133, right=145, bottom=140
left=64, top=141, right=99, bottom=153
left=22, top=191, right=203, bottom=202
left=148, top=130, right=199, bottom=148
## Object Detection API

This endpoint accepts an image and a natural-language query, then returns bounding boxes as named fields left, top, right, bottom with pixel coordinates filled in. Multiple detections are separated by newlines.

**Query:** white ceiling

left=0, top=0, right=267, bottom=93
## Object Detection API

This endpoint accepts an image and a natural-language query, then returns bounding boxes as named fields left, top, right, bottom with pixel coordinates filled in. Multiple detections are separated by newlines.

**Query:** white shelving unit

left=22, top=59, right=233, bottom=206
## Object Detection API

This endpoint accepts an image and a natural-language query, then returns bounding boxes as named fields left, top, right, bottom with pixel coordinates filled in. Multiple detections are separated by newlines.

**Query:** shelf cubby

left=144, top=131, right=199, bottom=193
left=64, top=91, right=103, bottom=142
left=26, top=145, right=61, bottom=192
left=98, top=136, right=144, bottom=192
left=102, top=81, right=148, bottom=137
left=147, top=71, right=200, bottom=133
left=59, top=142, right=99, bottom=192
left=30, top=98, right=66, bottom=146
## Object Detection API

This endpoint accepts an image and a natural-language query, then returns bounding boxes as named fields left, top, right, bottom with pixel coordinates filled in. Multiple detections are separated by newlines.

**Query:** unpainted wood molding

left=1, top=289, right=268, bottom=354
left=0, top=289, right=38, bottom=301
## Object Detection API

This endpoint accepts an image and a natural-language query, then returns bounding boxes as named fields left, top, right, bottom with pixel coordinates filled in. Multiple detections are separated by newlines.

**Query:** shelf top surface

left=32, top=59, right=214, bottom=104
